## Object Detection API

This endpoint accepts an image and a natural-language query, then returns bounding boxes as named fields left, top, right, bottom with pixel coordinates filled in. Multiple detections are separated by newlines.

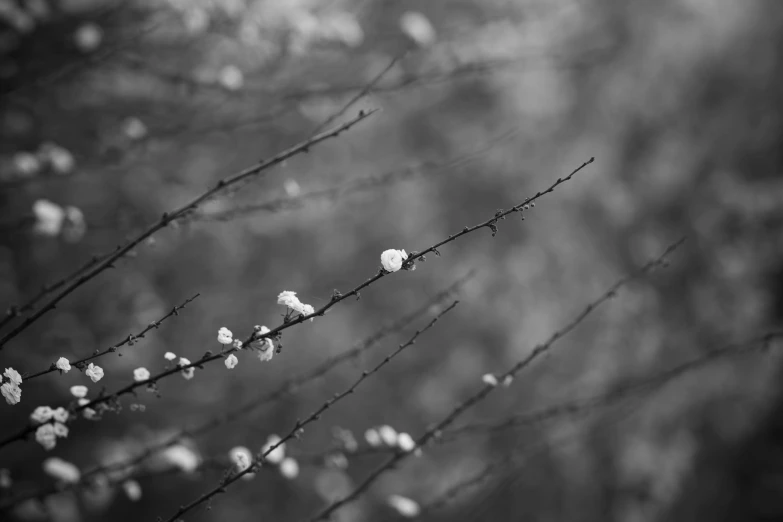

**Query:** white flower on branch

left=277, top=291, right=316, bottom=320
left=32, top=199, right=64, bottom=236
left=43, top=457, right=80, bottom=484
left=3, top=368, right=20, bottom=386
left=399, top=11, right=436, bottom=47
left=78, top=398, right=97, bottom=420
left=378, top=425, right=398, bottom=446
left=52, top=407, right=68, bottom=423
left=280, top=457, right=299, bottom=480
left=482, top=374, right=499, bottom=387
left=122, top=479, right=142, bottom=501
left=229, top=446, right=253, bottom=472
left=262, top=435, right=285, bottom=465
left=133, top=368, right=150, bottom=382
left=217, top=327, right=233, bottom=345
left=387, top=494, right=421, bottom=517
left=502, top=375, right=514, bottom=387
left=70, top=385, right=88, bottom=398
left=85, top=363, right=103, bottom=383
left=52, top=422, right=68, bottom=438
left=364, top=428, right=382, bottom=447
left=35, top=424, right=56, bottom=450
left=397, top=432, right=416, bottom=452
left=161, top=445, right=200, bottom=473
left=55, top=357, right=71, bottom=372
left=1, top=383, right=21, bottom=405
left=30, top=406, right=54, bottom=424
left=380, top=249, right=408, bottom=272
left=164, top=352, right=177, bottom=361
left=224, top=354, right=238, bottom=369
left=178, top=358, right=195, bottom=380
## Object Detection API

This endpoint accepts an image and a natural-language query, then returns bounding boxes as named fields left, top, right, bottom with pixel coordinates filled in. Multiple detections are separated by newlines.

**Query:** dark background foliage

left=0, top=0, right=782, bottom=521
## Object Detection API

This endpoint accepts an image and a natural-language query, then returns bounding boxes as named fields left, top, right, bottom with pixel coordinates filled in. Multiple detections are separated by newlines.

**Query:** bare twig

left=0, top=110, right=378, bottom=351
left=160, top=302, right=459, bottom=522
left=22, top=294, right=200, bottom=381
left=303, top=240, right=683, bottom=522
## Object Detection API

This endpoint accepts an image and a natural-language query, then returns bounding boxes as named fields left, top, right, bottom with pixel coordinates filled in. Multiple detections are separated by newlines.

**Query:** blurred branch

left=0, top=152, right=588, bottom=450
left=160, top=301, right=460, bottom=522
left=303, top=239, right=683, bottom=522
left=0, top=249, right=117, bottom=332
left=0, top=110, right=378, bottom=352
left=21, top=294, right=199, bottom=381
left=192, top=125, right=523, bottom=223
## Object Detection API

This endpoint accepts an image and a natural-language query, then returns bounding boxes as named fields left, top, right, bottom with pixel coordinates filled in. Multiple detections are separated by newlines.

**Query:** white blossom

left=62, top=206, right=86, bottom=243
left=55, top=357, right=71, bottom=372
left=279, top=457, right=299, bottom=480
left=502, top=375, right=514, bottom=387
left=284, top=179, right=301, bottom=197
left=39, top=143, right=75, bottom=175
left=122, top=479, right=142, bottom=501
left=70, top=385, right=88, bottom=398
left=218, top=65, right=244, bottom=91
left=482, top=374, right=498, bottom=387
left=74, top=23, right=102, bottom=52
left=1, top=383, right=21, bottom=405
left=161, top=445, right=200, bottom=473
left=32, top=200, right=65, bottom=236
left=229, top=446, right=253, bottom=472
left=30, top=406, right=54, bottom=424
left=217, top=327, right=233, bottom=345
left=262, top=434, right=285, bottom=464
left=43, top=457, right=80, bottom=483
left=13, top=152, right=40, bottom=177
left=78, top=398, right=97, bottom=420
left=388, top=495, right=421, bottom=517
left=378, top=425, right=398, bottom=446
left=224, top=354, right=238, bottom=369
left=85, top=363, right=103, bottom=383
left=123, top=117, right=148, bottom=140
left=52, top=407, right=68, bottom=423
left=164, top=352, right=177, bottom=361
left=52, top=422, right=69, bottom=438
left=178, top=358, right=194, bottom=380
left=277, top=290, right=301, bottom=310
left=399, top=11, right=436, bottom=47
left=132, top=368, right=150, bottom=382
left=397, top=432, right=416, bottom=452
left=380, top=249, right=408, bottom=272
left=4, top=368, right=22, bottom=386
left=364, top=428, right=382, bottom=447
left=35, top=424, right=56, bottom=450
left=233, top=339, right=243, bottom=349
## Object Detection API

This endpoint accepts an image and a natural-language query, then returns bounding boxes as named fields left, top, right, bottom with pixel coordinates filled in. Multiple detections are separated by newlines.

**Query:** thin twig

left=303, top=240, right=683, bottom=522
left=159, top=302, right=459, bottom=522
left=0, top=110, right=378, bottom=351
left=22, top=294, right=200, bottom=381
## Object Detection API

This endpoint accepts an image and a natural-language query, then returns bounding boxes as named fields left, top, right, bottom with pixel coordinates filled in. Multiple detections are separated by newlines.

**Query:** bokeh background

left=1, top=0, right=782, bottom=521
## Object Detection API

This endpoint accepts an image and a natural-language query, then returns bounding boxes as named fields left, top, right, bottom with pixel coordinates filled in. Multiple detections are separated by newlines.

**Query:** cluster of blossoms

left=31, top=406, right=69, bottom=450
left=1, top=368, right=22, bottom=405
left=161, top=351, right=196, bottom=380
left=364, top=425, right=417, bottom=453
left=70, top=385, right=97, bottom=420
left=216, top=325, right=275, bottom=367
left=482, top=373, right=513, bottom=387
left=31, top=199, right=86, bottom=242
left=277, top=291, right=315, bottom=320
left=380, top=249, right=409, bottom=273
left=229, top=434, right=299, bottom=481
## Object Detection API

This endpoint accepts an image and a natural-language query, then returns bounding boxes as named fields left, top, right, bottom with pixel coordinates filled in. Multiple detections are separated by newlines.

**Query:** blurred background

left=0, top=0, right=782, bottom=521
